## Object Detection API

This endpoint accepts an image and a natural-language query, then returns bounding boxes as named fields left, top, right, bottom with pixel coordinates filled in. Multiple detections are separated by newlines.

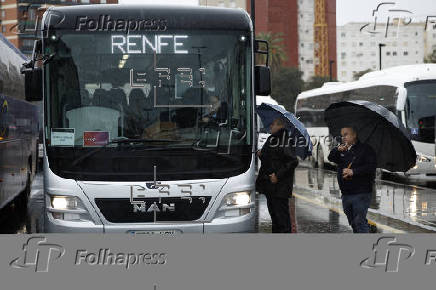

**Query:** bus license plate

left=129, top=230, right=180, bottom=235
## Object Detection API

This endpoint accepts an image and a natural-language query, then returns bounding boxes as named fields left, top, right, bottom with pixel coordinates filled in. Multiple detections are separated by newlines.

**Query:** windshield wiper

left=69, top=138, right=178, bottom=169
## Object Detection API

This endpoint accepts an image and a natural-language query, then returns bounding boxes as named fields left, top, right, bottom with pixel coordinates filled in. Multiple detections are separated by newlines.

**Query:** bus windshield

left=44, top=30, right=252, bottom=181
left=405, top=81, right=436, bottom=144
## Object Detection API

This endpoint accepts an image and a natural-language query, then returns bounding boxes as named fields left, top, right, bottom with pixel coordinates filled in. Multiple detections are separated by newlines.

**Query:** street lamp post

left=379, top=43, right=386, bottom=70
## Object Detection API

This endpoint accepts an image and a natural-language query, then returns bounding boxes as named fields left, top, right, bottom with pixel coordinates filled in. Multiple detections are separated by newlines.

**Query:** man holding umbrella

left=324, top=100, right=416, bottom=233
left=256, top=117, right=299, bottom=233
left=256, top=103, right=312, bottom=233
left=328, top=127, right=377, bottom=233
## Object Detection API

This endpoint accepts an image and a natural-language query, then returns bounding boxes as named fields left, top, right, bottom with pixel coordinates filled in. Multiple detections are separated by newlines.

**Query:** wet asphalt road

left=1, top=166, right=436, bottom=234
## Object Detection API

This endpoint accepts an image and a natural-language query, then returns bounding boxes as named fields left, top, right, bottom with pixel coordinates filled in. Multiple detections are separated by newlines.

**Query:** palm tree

left=256, top=31, right=287, bottom=72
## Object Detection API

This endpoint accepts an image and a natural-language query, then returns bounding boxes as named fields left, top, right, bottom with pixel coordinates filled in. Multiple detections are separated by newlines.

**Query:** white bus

left=21, top=4, right=272, bottom=233
left=295, top=64, right=436, bottom=179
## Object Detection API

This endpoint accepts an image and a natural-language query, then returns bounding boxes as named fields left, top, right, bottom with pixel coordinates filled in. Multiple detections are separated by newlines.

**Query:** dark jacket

left=328, top=141, right=377, bottom=195
left=256, top=128, right=299, bottom=199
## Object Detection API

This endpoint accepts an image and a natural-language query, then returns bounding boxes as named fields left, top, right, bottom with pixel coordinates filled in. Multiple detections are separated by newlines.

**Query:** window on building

left=341, top=32, right=346, bottom=37
left=386, top=51, right=391, bottom=56
left=1, top=10, right=5, bottom=18
left=1, top=26, right=6, bottom=33
left=393, top=51, right=397, bottom=56
left=352, top=42, right=357, bottom=47
left=300, top=43, right=304, bottom=48
left=341, top=52, right=346, bottom=59
left=306, top=59, right=313, bottom=64
left=359, top=42, right=363, bottom=47
left=404, top=51, right=408, bottom=56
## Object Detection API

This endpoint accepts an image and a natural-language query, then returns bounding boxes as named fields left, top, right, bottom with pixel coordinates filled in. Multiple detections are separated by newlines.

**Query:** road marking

left=293, top=193, right=405, bottom=234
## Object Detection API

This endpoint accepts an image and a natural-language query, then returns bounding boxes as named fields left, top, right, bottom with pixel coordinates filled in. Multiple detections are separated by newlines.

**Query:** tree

left=271, top=67, right=304, bottom=113
left=304, top=76, right=333, bottom=91
left=353, top=69, right=372, bottom=80
left=256, top=31, right=287, bottom=72
left=424, top=50, right=436, bottom=63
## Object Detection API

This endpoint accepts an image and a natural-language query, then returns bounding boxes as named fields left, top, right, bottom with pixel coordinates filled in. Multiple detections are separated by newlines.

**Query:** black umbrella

left=324, top=100, right=416, bottom=172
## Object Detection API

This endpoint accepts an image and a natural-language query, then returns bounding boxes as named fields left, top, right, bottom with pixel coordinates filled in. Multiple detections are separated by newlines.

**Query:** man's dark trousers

left=341, top=193, right=371, bottom=233
left=265, top=194, right=291, bottom=233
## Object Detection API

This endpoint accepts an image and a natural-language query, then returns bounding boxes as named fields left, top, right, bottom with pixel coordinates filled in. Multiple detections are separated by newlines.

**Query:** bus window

left=405, top=81, right=436, bottom=143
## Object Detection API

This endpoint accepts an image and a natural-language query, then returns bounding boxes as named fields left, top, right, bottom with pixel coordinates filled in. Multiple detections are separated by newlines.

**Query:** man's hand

left=256, top=150, right=261, bottom=157
left=269, top=173, right=278, bottom=184
left=342, top=168, right=353, bottom=179
left=338, top=144, right=349, bottom=152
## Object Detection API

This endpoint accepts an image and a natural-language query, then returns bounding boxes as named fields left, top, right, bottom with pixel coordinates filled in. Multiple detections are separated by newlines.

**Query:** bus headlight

left=51, top=196, right=77, bottom=210
left=225, top=191, right=251, bottom=206
left=217, top=191, right=253, bottom=217
left=48, top=195, right=91, bottom=221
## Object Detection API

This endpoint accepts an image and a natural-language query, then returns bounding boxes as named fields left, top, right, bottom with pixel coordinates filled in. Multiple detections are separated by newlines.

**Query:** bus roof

left=43, top=4, right=252, bottom=32
left=297, top=64, right=436, bottom=100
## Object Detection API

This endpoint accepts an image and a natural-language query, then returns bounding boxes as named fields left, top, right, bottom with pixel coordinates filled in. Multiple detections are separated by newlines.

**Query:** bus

left=0, top=33, right=39, bottom=213
left=295, top=64, right=436, bottom=179
left=22, top=4, right=271, bottom=233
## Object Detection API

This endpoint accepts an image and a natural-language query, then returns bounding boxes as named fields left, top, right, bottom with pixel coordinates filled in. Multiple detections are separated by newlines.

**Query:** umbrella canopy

left=256, top=102, right=313, bottom=160
left=324, top=100, right=416, bottom=172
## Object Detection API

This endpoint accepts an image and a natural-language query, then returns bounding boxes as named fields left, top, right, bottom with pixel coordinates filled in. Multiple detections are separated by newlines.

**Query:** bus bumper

left=44, top=210, right=256, bottom=233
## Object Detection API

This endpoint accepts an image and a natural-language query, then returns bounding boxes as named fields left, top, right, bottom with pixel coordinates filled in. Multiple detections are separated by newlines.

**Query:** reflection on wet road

left=292, top=166, right=436, bottom=232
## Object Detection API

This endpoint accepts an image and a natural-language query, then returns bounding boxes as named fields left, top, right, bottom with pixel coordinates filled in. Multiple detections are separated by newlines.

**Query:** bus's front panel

left=43, top=27, right=255, bottom=232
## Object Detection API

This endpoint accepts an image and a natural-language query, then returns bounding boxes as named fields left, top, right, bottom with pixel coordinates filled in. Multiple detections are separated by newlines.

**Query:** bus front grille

left=94, top=197, right=211, bottom=223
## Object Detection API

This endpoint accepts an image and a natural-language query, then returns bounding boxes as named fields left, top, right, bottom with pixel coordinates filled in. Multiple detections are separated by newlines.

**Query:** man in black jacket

left=256, top=118, right=299, bottom=233
left=328, top=127, right=377, bottom=233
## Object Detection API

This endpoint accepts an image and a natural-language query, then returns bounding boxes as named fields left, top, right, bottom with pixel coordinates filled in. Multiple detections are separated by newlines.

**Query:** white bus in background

left=295, top=64, right=436, bottom=180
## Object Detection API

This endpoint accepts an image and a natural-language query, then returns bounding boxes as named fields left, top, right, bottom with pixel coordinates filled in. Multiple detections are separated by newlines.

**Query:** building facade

left=0, top=0, right=118, bottom=55
left=246, top=0, right=336, bottom=81
left=337, top=22, right=436, bottom=82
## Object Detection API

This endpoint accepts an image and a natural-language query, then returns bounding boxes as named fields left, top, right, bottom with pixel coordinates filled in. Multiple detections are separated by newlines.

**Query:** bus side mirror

left=22, top=62, right=43, bottom=102
left=255, top=65, right=271, bottom=96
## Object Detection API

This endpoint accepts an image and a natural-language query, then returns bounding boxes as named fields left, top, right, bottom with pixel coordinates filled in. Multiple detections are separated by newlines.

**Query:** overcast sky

left=119, top=0, right=436, bottom=26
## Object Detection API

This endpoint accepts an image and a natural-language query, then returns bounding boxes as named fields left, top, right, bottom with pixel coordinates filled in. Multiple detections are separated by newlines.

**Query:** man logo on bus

left=10, top=237, right=65, bottom=273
